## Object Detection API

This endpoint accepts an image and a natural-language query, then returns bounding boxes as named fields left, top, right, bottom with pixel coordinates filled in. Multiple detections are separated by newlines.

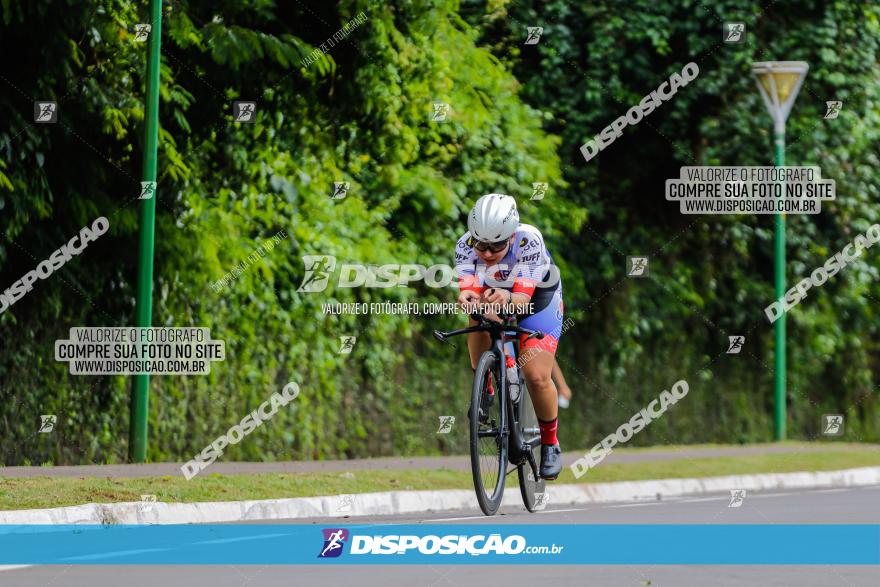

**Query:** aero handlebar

left=433, top=314, right=545, bottom=343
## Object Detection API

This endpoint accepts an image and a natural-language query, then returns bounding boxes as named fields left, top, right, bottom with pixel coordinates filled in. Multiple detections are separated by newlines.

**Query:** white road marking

left=0, top=565, right=32, bottom=572
left=432, top=514, right=493, bottom=522
left=536, top=508, right=586, bottom=514
left=434, top=487, right=871, bottom=520
left=676, top=496, right=727, bottom=503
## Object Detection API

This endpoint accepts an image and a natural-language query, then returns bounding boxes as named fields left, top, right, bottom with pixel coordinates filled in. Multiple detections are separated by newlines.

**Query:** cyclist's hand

left=457, top=290, right=481, bottom=312
left=482, top=287, right=511, bottom=307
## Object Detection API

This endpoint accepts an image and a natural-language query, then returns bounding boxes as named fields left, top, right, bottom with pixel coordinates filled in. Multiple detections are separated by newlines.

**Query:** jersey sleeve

left=511, top=226, right=548, bottom=298
left=454, top=233, right=482, bottom=294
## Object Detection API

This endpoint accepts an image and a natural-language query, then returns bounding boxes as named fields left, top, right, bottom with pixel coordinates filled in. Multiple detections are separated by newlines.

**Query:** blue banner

left=0, top=524, right=877, bottom=564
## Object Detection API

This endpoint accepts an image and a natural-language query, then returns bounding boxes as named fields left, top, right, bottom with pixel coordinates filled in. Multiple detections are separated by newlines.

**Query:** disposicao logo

left=316, top=530, right=565, bottom=557
left=580, top=62, right=700, bottom=163
left=0, top=216, right=110, bottom=315
left=319, top=528, right=349, bottom=558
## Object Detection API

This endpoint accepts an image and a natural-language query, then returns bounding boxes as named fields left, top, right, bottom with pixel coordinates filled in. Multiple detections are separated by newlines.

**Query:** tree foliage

left=0, top=0, right=877, bottom=465
left=466, top=0, right=880, bottom=445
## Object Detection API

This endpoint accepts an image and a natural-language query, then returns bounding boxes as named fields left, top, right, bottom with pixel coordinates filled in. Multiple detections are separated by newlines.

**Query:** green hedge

left=0, top=0, right=877, bottom=465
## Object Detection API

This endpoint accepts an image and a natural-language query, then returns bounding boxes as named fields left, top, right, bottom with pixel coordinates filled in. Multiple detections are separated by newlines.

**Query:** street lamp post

left=751, top=61, right=809, bottom=441
left=130, top=0, right=163, bottom=462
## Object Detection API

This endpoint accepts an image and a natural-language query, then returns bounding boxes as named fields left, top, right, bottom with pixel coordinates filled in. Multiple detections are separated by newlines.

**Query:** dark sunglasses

left=474, top=239, right=509, bottom=253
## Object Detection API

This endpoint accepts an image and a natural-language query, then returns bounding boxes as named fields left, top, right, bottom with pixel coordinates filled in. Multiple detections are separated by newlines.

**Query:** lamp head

left=751, top=61, right=809, bottom=131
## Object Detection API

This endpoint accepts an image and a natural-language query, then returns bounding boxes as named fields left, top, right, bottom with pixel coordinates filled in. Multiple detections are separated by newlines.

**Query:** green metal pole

left=130, top=0, right=163, bottom=462
left=773, top=129, right=786, bottom=441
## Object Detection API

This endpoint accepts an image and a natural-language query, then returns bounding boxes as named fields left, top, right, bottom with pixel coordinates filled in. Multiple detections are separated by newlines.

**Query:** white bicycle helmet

left=467, top=193, right=519, bottom=242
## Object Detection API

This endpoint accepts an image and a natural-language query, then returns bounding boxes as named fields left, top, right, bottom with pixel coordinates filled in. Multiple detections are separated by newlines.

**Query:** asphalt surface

left=4, top=564, right=876, bottom=587
left=1, top=443, right=872, bottom=478
left=2, top=485, right=878, bottom=586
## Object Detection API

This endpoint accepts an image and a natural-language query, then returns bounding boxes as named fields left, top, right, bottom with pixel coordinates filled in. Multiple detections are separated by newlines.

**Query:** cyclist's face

left=475, top=236, right=511, bottom=263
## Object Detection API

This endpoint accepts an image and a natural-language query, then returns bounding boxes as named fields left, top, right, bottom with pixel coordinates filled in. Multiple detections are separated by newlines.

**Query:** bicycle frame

left=434, top=315, right=543, bottom=479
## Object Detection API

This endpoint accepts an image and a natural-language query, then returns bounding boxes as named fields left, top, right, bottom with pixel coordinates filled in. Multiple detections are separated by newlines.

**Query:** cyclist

left=454, top=193, right=564, bottom=480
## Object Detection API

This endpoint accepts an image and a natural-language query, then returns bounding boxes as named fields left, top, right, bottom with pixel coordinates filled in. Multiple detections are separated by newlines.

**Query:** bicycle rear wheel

left=517, top=380, right=547, bottom=512
left=470, top=350, right=506, bottom=516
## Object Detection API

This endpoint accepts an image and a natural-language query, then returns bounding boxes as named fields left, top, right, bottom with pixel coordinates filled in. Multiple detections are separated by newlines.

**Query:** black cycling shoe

left=539, top=443, right=562, bottom=480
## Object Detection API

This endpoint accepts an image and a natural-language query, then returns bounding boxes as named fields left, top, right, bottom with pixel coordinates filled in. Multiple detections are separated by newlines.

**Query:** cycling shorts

left=519, top=284, right=563, bottom=354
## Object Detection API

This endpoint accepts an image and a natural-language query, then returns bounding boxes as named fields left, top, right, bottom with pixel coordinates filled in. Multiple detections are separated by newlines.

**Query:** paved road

left=2, top=485, right=878, bottom=586
left=2, top=443, right=873, bottom=478
left=4, top=564, right=876, bottom=587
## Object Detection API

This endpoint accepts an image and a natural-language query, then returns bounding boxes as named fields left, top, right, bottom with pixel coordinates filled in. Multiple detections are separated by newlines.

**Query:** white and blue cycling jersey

left=454, top=223, right=563, bottom=350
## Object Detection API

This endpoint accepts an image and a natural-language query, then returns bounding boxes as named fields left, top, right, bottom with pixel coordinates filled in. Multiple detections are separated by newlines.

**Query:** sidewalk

left=2, top=465, right=878, bottom=524
left=2, top=442, right=872, bottom=478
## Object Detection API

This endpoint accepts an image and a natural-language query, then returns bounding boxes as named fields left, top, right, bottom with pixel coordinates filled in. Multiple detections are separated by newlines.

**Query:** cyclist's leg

left=467, top=317, right=496, bottom=423
left=518, top=286, right=564, bottom=420
left=520, top=347, right=557, bottom=420
left=466, top=317, right=491, bottom=369
left=520, top=347, right=562, bottom=479
left=518, top=286, right=564, bottom=479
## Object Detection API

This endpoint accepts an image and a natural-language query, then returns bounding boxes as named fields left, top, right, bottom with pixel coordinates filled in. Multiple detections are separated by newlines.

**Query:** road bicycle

left=434, top=314, right=547, bottom=516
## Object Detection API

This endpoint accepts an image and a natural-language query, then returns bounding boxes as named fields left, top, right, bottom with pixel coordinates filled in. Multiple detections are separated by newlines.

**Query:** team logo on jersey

left=520, top=237, right=527, bottom=248
left=466, top=237, right=474, bottom=248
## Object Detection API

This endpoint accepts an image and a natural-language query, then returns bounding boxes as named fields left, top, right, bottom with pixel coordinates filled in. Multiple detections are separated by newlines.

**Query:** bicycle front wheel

left=470, top=350, right=506, bottom=516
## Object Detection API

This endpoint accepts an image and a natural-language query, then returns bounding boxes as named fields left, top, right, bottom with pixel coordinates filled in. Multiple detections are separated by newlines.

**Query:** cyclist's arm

left=457, top=275, right=511, bottom=323
left=457, top=277, right=482, bottom=311
left=454, top=237, right=484, bottom=313
left=483, top=286, right=533, bottom=315
left=504, top=225, right=552, bottom=314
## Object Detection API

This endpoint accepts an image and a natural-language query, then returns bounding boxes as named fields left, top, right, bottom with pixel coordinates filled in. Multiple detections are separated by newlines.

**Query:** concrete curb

left=2, top=466, right=878, bottom=525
